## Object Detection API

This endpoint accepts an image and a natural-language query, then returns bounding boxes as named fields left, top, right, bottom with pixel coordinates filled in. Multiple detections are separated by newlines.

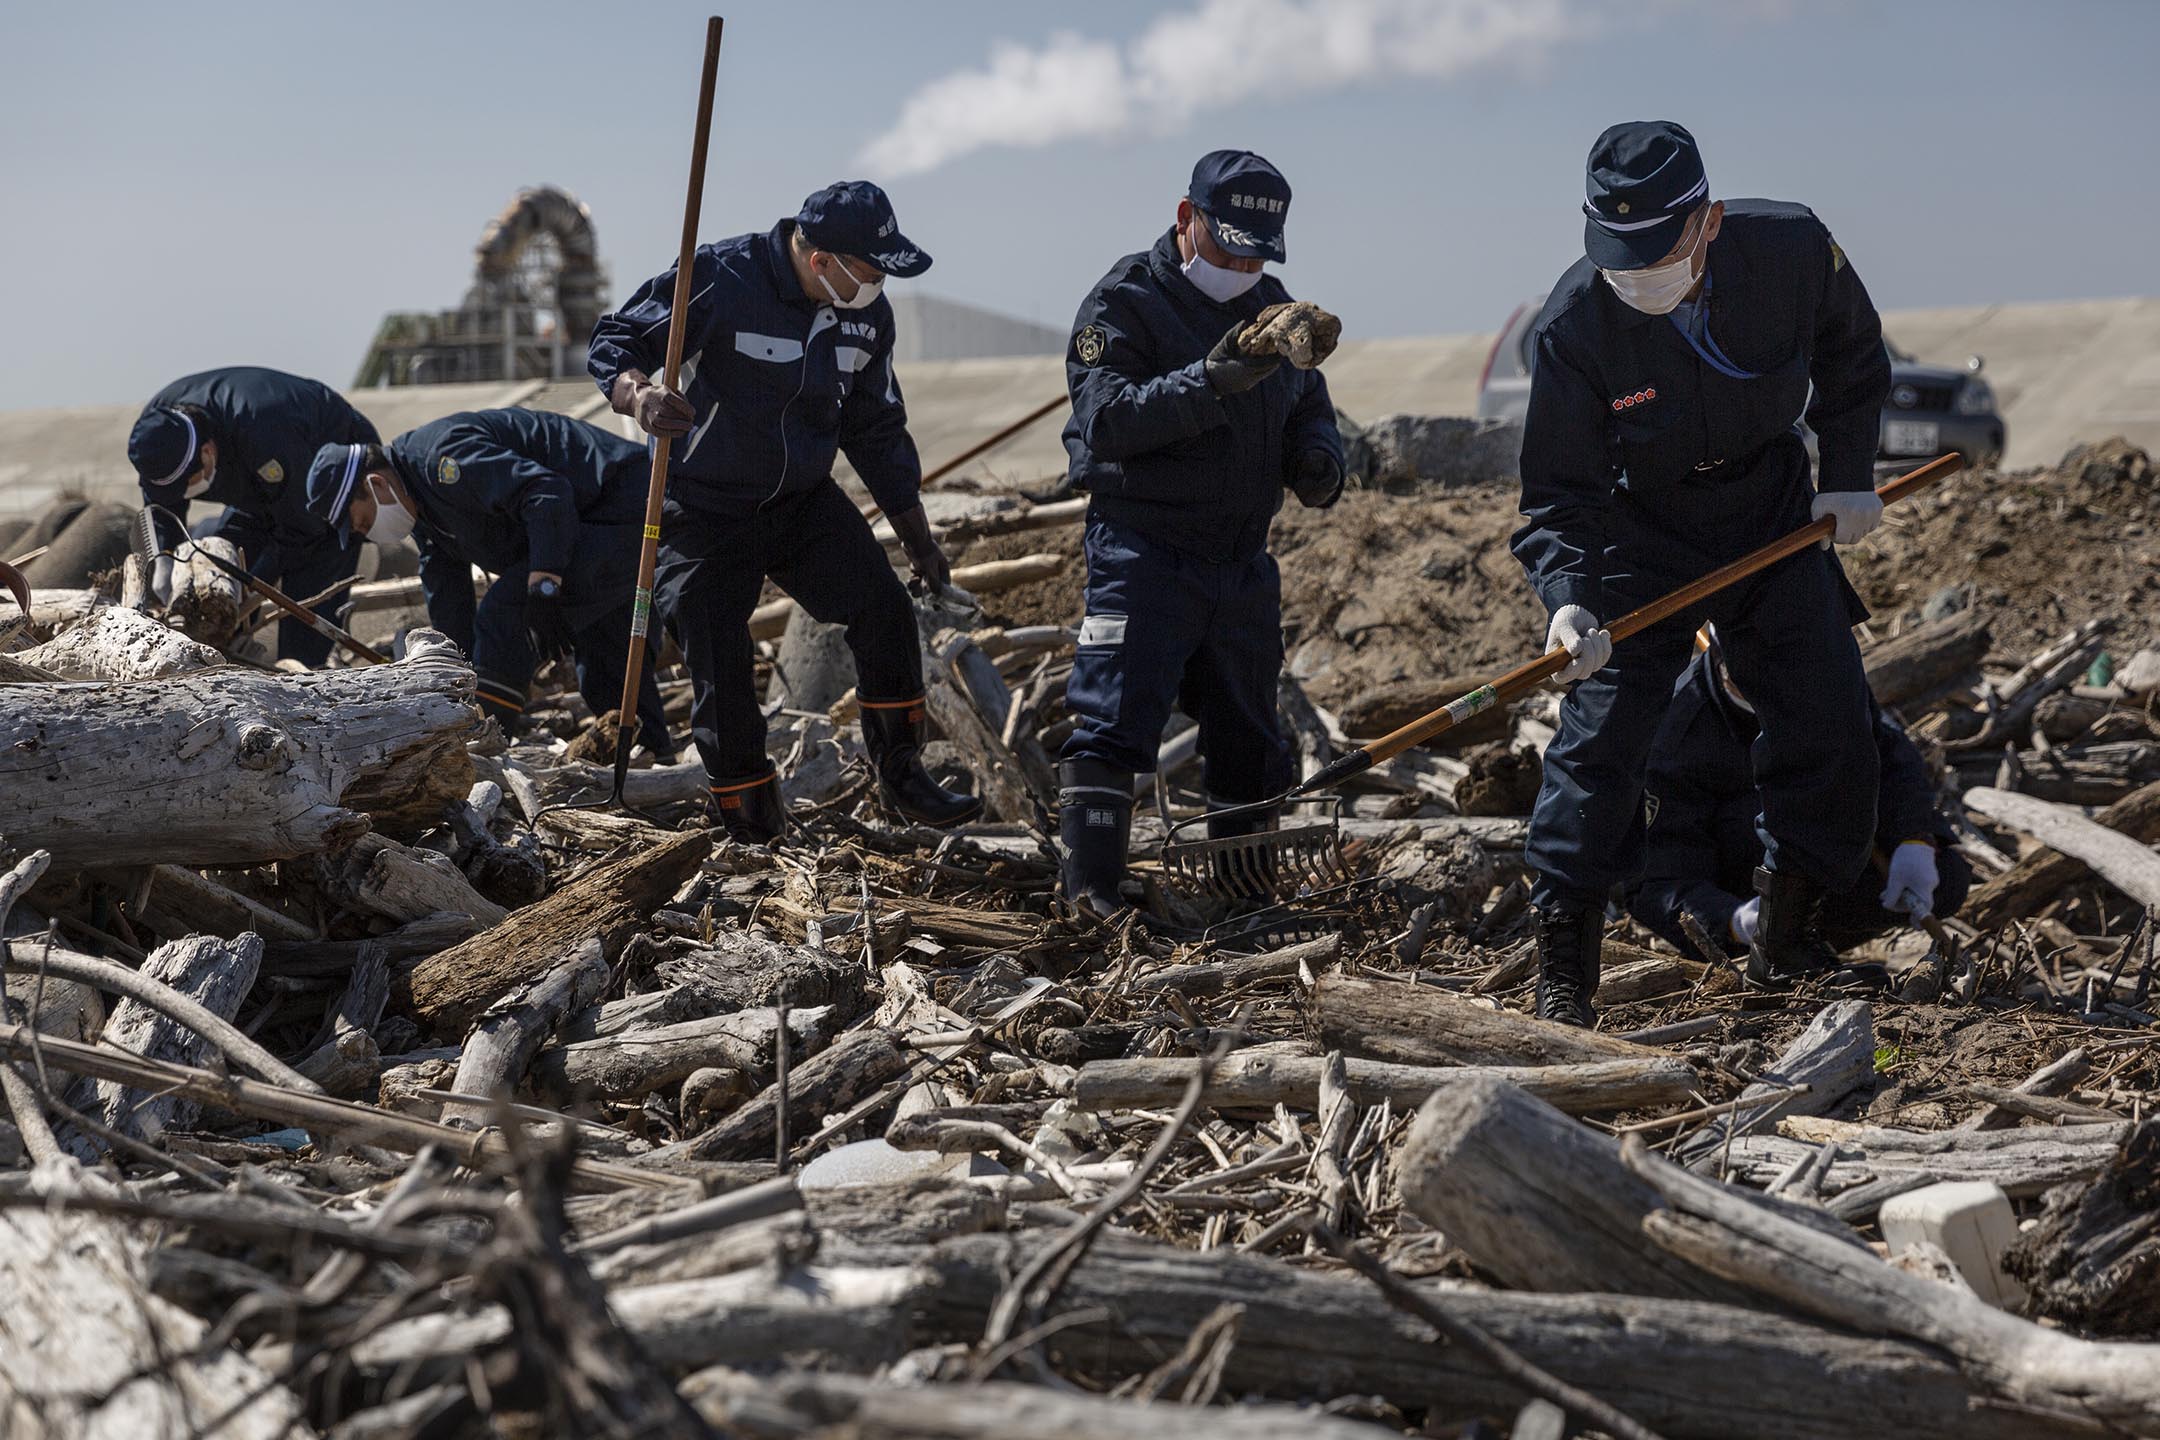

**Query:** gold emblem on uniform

left=438, top=457, right=461, bottom=485
left=1829, top=239, right=1846, bottom=272
left=1616, top=201, right=1630, bottom=214
left=256, top=459, right=284, bottom=484
left=1075, top=324, right=1106, bottom=366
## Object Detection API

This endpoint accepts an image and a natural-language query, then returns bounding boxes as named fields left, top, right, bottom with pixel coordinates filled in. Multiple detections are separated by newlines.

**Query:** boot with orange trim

left=860, top=695, right=983, bottom=828
left=707, top=769, right=786, bottom=844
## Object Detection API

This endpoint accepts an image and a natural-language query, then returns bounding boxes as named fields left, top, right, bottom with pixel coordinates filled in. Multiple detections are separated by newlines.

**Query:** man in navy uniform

left=1056, top=150, right=1346, bottom=918
left=588, top=181, right=979, bottom=844
left=302, top=409, right=674, bottom=759
left=1512, top=121, right=1892, bottom=1022
left=127, top=366, right=379, bottom=665
left=1626, top=626, right=1969, bottom=964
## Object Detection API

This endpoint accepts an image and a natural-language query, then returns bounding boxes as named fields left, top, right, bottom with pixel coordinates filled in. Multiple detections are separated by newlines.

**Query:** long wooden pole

left=1291, top=453, right=1965, bottom=799
left=610, top=16, right=725, bottom=802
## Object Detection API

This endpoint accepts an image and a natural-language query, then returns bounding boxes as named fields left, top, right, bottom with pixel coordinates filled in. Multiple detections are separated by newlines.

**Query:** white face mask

left=1600, top=212, right=1709, bottom=315
left=1181, top=214, right=1264, bottom=304
left=816, top=253, right=884, bottom=310
left=363, top=475, right=416, bottom=546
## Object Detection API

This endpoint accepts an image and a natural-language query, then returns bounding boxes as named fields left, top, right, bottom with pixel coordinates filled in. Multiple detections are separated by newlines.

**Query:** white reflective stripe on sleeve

left=1078, top=614, right=1127, bottom=647
left=835, top=344, right=873, bottom=374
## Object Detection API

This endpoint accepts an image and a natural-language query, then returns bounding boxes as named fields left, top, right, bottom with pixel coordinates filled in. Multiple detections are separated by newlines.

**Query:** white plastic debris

left=1880, top=1180, right=2026, bottom=1308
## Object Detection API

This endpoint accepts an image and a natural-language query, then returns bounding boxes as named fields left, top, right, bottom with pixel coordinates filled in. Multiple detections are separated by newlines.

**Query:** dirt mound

left=957, top=484, right=1545, bottom=719
left=1845, top=438, right=2160, bottom=657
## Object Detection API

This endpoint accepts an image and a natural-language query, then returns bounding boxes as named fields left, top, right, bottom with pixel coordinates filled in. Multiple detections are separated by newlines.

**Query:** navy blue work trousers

left=1061, top=512, right=1292, bottom=805
left=654, top=479, right=920, bottom=785
left=1530, top=544, right=1879, bottom=912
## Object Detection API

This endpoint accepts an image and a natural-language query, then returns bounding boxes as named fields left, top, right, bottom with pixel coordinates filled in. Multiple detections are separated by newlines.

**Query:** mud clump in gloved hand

left=1239, top=301, right=1342, bottom=370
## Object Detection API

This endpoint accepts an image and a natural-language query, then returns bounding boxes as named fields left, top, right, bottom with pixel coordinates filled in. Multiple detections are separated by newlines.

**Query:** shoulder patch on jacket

left=256, top=459, right=284, bottom=485
left=1829, top=238, right=1846, bottom=272
left=1074, top=325, right=1106, bottom=366
left=437, top=457, right=461, bottom=485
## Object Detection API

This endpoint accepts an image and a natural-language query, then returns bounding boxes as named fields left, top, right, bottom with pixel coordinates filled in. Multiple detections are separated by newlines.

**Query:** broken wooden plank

left=1964, top=785, right=2160, bottom=910
left=1307, top=971, right=1669, bottom=1068
left=1072, top=1052, right=1696, bottom=1117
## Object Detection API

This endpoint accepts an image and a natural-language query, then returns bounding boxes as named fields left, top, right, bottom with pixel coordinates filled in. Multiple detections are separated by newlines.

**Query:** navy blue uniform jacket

left=1628, top=652, right=1949, bottom=950
left=1512, top=200, right=1890, bottom=618
left=587, top=221, right=922, bottom=519
left=141, top=367, right=379, bottom=559
left=386, top=409, right=649, bottom=653
left=1062, top=227, right=1343, bottom=563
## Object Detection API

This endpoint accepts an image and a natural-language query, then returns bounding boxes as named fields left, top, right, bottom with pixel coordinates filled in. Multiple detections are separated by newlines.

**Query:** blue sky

left=2, top=0, right=2154, bottom=410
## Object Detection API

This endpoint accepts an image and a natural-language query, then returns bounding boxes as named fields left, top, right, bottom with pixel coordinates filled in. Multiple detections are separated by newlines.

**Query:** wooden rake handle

left=609, top=15, right=724, bottom=800
left=1295, top=452, right=1966, bottom=796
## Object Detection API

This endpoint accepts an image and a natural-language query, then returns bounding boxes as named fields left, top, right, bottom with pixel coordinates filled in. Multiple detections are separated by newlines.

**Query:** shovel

left=1159, top=452, right=1966, bottom=901
left=133, top=505, right=388, bottom=665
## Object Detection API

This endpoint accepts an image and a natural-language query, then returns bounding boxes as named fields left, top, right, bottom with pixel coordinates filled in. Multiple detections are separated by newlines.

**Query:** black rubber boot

left=1533, top=907, right=1603, bottom=1028
left=1206, top=801, right=1282, bottom=900
left=707, top=771, right=786, bottom=845
left=1058, top=760, right=1133, bottom=921
left=1745, top=866, right=1842, bottom=990
left=862, top=699, right=984, bottom=828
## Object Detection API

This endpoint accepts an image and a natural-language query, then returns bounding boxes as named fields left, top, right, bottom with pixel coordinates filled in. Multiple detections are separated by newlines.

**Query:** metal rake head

left=1159, top=821, right=1350, bottom=902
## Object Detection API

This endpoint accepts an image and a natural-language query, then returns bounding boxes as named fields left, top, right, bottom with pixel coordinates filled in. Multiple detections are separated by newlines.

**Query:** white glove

left=1729, top=896, right=1761, bottom=946
left=1546, top=604, right=1612, bottom=684
left=1811, top=490, right=1883, bottom=547
left=150, top=554, right=176, bottom=606
left=1880, top=840, right=1940, bottom=919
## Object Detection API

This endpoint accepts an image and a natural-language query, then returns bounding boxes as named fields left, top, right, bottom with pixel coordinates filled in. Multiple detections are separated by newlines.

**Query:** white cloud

left=861, top=0, right=1584, bottom=177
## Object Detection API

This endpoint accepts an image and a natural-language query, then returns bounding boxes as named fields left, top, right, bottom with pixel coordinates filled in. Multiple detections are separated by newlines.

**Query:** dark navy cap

left=128, top=406, right=203, bottom=488
left=1188, top=149, right=1290, bottom=262
left=1582, top=121, right=1709, bottom=269
left=304, top=442, right=370, bottom=545
left=796, top=181, right=931, bottom=278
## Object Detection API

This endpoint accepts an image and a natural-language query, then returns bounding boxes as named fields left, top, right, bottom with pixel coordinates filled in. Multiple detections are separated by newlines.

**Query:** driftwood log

left=397, top=830, right=710, bottom=1033
left=1722, top=1121, right=2129, bottom=1201
left=532, top=1005, right=838, bottom=1107
left=1625, top=1134, right=2160, bottom=1437
left=12, top=605, right=223, bottom=681
left=0, top=628, right=481, bottom=866
left=1964, top=785, right=2160, bottom=910
left=0, top=1162, right=312, bottom=1439
left=441, top=940, right=609, bottom=1128
left=1307, top=971, right=1668, bottom=1067
left=1861, top=609, right=1992, bottom=707
left=59, top=933, right=263, bottom=1156
left=313, top=832, right=509, bottom=928
left=1679, top=1000, right=1874, bottom=1167
left=645, top=1027, right=911, bottom=1166
left=2003, top=1118, right=2160, bottom=1334
left=1072, top=1052, right=1697, bottom=1116
left=297, top=941, right=391, bottom=1095
left=1395, top=1073, right=1857, bottom=1305
left=1965, top=779, right=2160, bottom=928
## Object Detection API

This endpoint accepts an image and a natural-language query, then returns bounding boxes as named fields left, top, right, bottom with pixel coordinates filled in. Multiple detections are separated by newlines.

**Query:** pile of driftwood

left=0, top=509, right=2155, bottom=1440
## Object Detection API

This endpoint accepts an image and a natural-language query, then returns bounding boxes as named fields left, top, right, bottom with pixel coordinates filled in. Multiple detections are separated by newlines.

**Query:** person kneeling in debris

left=1513, top=121, right=1893, bottom=1024
left=588, top=180, right=979, bottom=844
left=128, top=366, right=379, bottom=665
left=302, top=409, right=675, bottom=759
left=1056, top=150, right=1346, bottom=918
left=1626, top=625, right=1971, bottom=968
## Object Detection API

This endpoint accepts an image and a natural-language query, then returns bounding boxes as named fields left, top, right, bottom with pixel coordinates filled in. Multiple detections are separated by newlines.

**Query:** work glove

left=628, top=380, right=696, bottom=439
left=1240, top=300, right=1343, bottom=370
left=1811, top=490, right=1883, bottom=547
left=1729, top=896, right=1761, bottom=947
left=1545, top=604, right=1612, bottom=685
left=150, top=553, right=176, bottom=606
left=524, top=579, right=576, bottom=662
left=1290, top=450, right=1343, bottom=509
left=888, top=505, right=953, bottom=593
left=1204, top=320, right=1282, bottom=396
left=1880, top=839, right=1941, bottom=919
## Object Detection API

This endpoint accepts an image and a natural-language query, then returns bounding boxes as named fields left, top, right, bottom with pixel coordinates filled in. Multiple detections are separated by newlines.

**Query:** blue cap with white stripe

left=1582, top=121, right=1707, bottom=270
left=304, top=442, right=370, bottom=546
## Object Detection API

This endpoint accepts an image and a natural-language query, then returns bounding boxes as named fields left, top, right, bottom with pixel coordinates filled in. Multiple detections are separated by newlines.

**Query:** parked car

left=1475, top=295, right=2006, bottom=470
